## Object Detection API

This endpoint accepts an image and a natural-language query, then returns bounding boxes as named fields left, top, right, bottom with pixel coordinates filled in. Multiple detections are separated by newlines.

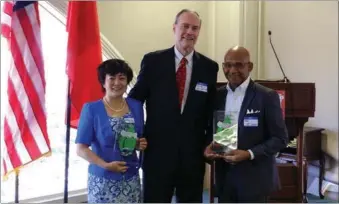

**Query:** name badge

left=244, top=117, right=258, bottom=127
left=195, top=82, right=208, bottom=93
left=124, top=117, right=135, bottom=124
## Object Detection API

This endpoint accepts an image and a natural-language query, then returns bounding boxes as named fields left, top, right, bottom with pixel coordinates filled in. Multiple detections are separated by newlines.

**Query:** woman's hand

left=76, top=144, right=128, bottom=173
left=136, top=137, right=147, bottom=151
left=104, top=161, right=128, bottom=173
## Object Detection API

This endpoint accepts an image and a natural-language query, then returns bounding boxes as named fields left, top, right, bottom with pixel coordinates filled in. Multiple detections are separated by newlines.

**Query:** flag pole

left=64, top=80, right=72, bottom=203
left=15, top=170, right=19, bottom=203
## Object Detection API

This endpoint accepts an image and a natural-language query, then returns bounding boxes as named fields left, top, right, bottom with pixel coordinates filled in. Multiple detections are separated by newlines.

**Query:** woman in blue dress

left=75, top=59, right=147, bottom=203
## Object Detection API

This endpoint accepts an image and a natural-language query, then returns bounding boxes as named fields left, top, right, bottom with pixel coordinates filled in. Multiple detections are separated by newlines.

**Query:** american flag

left=1, top=1, right=51, bottom=176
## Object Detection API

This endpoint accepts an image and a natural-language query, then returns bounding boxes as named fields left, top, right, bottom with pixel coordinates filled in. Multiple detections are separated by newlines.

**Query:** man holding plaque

left=205, top=46, right=288, bottom=202
left=129, top=9, right=218, bottom=203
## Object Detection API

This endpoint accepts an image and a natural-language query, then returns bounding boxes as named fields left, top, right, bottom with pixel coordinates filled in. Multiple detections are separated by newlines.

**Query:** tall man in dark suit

left=204, top=46, right=288, bottom=202
left=128, top=9, right=219, bottom=203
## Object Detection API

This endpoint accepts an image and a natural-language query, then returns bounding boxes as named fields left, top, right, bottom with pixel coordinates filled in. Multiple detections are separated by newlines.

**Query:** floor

left=171, top=190, right=337, bottom=203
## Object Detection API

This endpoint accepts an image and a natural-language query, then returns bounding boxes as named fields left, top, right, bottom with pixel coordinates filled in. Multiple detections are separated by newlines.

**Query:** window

left=1, top=3, right=89, bottom=202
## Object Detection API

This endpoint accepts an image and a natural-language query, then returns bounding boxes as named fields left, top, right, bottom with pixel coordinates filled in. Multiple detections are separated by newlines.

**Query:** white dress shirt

left=174, top=46, right=194, bottom=113
left=225, top=76, right=255, bottom=160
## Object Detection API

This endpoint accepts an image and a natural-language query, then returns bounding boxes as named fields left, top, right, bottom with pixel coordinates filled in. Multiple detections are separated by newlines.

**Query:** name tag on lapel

left=244, top=117, right=258, bottom=127
left=195, top=82, right=208, bottom=93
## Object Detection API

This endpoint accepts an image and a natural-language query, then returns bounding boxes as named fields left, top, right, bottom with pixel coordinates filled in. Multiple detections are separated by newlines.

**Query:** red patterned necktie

left=176, top=57, right=187, bottom=107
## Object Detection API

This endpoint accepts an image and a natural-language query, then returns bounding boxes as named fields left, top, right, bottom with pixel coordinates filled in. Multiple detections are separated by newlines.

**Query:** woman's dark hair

left=97, top=59, right=133, bottom=92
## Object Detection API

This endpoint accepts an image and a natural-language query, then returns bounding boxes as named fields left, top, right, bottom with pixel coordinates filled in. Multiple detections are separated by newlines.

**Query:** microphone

left=268, top=30, right=290, bottom=83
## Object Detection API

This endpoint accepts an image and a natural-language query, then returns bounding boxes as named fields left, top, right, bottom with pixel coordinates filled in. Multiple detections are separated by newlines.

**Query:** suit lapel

left=216, top=86, right=227, bottom=111
left=213, top=86, right=227, bottom=122
left=164, top=47, right=181, bottom=112
left=165, top=47, right=177, bottom=86
left=238, top=80, right=256, bottom=124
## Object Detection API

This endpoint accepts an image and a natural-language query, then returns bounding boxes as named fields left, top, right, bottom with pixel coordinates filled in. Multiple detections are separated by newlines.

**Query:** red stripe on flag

left=3, top=159, right=8, bottom=174
left=3, top=119, right=22, bottom=168
left=10, top=33, right=49, bottom=146
left=33, top=3, right=41, bottom=26
left=7, top=78, right=42, bottom=160
left=17, top=7, right=46, bottom=91
left=3, top=2, right=13, bottom=16
left=0, top=24, right=11, bottom=38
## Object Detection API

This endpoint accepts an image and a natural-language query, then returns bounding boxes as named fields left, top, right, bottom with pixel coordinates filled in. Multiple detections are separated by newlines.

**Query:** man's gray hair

left=174, top=9, right=201, bottom=25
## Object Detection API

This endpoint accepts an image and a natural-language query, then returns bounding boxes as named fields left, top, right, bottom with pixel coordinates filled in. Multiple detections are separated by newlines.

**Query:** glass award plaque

left=212, top=110, right=238, bottom=154
left=113, top=120, right=141, bottom=170
left=119, top=123, right=137, bottom=157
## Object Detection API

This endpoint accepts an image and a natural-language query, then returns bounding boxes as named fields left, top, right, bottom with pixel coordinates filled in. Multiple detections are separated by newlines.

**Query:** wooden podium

left=210, top=80, right=315, bottom=203
left=256, top=80, right=315, bottom=203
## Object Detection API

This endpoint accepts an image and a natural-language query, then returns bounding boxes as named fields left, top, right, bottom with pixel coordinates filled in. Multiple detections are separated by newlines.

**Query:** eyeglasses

left=222, top=62, right=251, bottom=69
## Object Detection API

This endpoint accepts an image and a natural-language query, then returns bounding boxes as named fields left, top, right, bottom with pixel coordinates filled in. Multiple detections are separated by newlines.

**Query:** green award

left=119, top=124, right=138, bottom=157
left=212, top=111, right=238, bottom=153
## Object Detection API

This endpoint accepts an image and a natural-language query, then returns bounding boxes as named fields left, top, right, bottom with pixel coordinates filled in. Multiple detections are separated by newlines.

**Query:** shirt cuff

left=248, top=149, right=255, bottom=160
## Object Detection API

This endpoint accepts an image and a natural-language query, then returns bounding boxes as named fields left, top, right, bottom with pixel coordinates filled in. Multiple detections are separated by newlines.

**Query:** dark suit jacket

left=214, top=80, right=288, bottom=197
left=128, top=47, right=218, bottom=179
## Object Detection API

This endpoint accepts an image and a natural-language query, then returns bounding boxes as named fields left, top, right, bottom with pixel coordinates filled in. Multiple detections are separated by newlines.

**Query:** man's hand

left=222, top=149, right=251, bottom=163
left=204, top=142, right=220, bottom=160
left=136, top=137, right=147, bottom=151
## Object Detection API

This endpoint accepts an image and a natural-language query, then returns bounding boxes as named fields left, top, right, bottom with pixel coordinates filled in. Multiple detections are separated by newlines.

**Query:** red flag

left=66, top=1, right=103, bottom=128
left=1, top=1, right=51, bottom=176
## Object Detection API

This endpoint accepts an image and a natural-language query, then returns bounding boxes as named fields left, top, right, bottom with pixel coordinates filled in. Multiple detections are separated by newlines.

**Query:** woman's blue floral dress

left=87, top=113, right=141, bottom=203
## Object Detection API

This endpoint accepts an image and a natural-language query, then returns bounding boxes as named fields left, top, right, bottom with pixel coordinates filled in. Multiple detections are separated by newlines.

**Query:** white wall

left=263, top=1, right=338, bottom=183
left=97, top=1, right=208, bottom=72
left=97, top=1, right=242, bottom=81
